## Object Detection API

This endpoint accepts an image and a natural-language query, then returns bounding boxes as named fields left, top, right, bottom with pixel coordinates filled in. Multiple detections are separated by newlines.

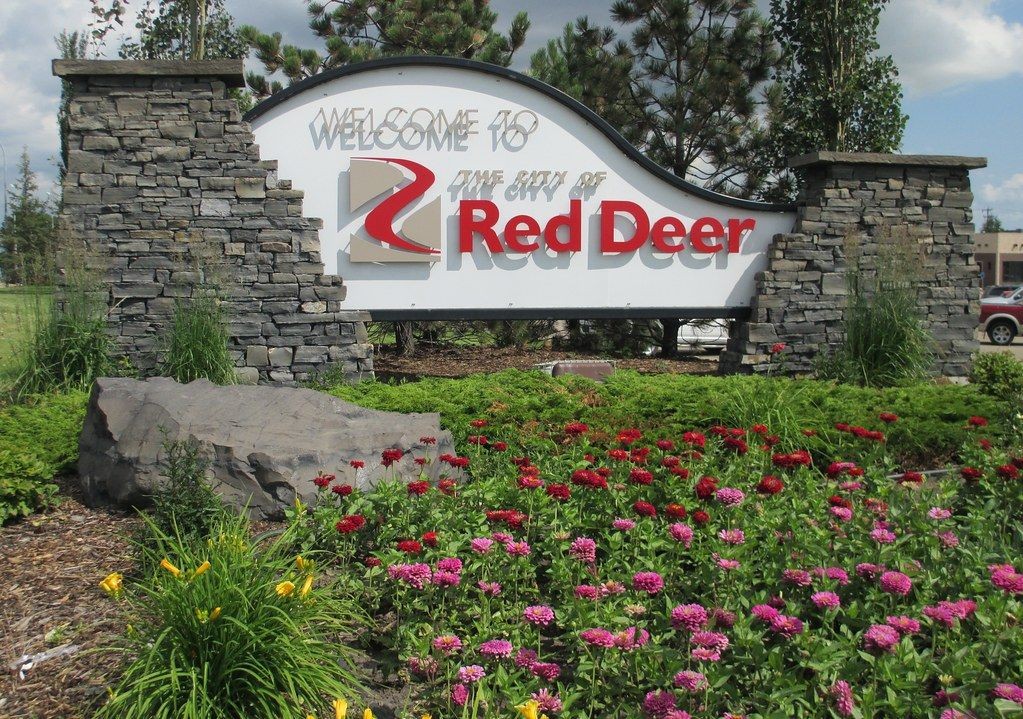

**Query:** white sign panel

left=247, top=58, right=795, bottom=317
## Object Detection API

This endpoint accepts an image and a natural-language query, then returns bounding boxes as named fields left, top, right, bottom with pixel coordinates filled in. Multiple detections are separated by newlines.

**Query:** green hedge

left=328, top=370, right=1010, bottom=466
left=0, top=391, right=88, bottom=523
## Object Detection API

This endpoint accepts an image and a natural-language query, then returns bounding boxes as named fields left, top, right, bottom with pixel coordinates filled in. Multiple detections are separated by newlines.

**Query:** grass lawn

left=0, top=285, right=50, bottom=372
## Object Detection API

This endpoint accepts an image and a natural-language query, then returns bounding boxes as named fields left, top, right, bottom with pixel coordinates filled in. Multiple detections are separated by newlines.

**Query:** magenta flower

left=674, top=670, right=707, bottom=692
left=491, top=531, right=512, bottom=543
left=936, top=530, right=959, bottom=548
left=885, top=615, right=921, bottom=635
left=829, top=680, right=855, bottom=717
left=992, top=683, right=1023, bottom=704
left=477, top=580, right=502, bottom=596
left=515, top=648, right=538, bottom=668
left=863, top=624, right=901, bottom=653
left=716, top=557, right=740, bottom=571
left=879, top=571, right=912, bottom=596
left=574, top=584, right=599, bottom=600
left=668, top=523, right=694, bottom=548
left=436, top=557, right=463, bottom=573
left=457, top=665, right=486, bottom=683
left=989, top=564, right=1023, bottom=595
left=751, top=604, right=780, bottom=623
left=431, top=570, right=461, bottom=587
left=613, top=518, right=636, bottom=531
left=782, top=569, right=813, bottom=587
left=569, top=536, right=597, bottom=563
left=769, top=614, right=804, bottom=638
left=580, top=628, right=616, bottom=648
left=643, top=689, right=678, bottom=718
left=524, top=605, right=555, bottom=626
left=823, top=567, right=851, bottom=585
left=671, top=603, right=709, bottom=632
left=451, top=683, right=468, bottom=706
left=632, top=571, right=665, bottom=594
left=505, top=540, right=531, bottom=557
left=716, top=487, right=745, bottom=506
left=856, top=562, right=885, bottom=579
left=531, top=688, right=563, bottom=713
left=469, top=537, right=494, bottom=554
left=870, top=526, right=897, bottom=544
left=613, top=626, right=650, bottom=651
left=719, top=528, right=745, bottom=545
left=691, top=647, right=721, bottom=662
left=830, top=506, right=853, bottom=522
left=478, top=639, right=513, bottom=658
left=692, top=630, right=729, bottom=650
left=530, top=661, right=561, bottom=681
left=432, top=634, right=462, bottom=654
left=811, top=591, right=841, bottom=609
left=928, top=507, right=952, bottom=520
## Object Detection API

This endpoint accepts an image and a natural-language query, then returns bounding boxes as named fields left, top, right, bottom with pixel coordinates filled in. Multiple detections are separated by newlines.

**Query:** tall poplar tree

left=242, top=1, right=530, bottom=98
left=0, top=150, right=56, bottom=285
left=770, top=0, right=907, bottom=155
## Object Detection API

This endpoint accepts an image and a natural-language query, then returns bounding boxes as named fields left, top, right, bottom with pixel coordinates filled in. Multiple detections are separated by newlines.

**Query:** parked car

left=983, top=284, right=1022, bottom=298
left=980, top=290, right=1023, bottom=345
left=678, top=319, right=730, bottom=351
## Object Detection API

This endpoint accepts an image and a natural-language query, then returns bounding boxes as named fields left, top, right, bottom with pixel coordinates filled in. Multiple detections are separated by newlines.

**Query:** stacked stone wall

left=55, top=60, right=372, bottom=383
left=722, top=153, right=983, bottom=377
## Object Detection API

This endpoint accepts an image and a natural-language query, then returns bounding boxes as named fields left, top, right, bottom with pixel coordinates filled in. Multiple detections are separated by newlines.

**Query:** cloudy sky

left=2, top=0, right=1023, bottom=227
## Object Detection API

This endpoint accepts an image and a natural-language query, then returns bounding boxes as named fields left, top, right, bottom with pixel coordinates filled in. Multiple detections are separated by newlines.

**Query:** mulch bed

left=0, top=477, right=138, bottom=719
left=373, top=344, right=720, bottom=379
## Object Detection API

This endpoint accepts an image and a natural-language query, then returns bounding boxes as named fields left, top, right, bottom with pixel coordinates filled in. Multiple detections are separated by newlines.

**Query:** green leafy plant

left=97, top=513, right=364, bottom=719
left=159, top=293, right=236, bottom=385
left=970, top=351, right=1023, bottom=401
left=147, top=438, right=225, bottom=542
left=0, top=449, right=57, bottom=524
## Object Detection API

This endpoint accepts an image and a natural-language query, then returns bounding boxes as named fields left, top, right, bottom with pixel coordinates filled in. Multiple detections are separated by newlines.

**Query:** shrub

left=159, top=293, right=235, bottom=385
left=970, top=351, right=1023, bottom=401
left=0, top=449, right=57, bottom=523
left=147, top=438, right=225, bottom=542
left=96, top=514, right=364, bottom=719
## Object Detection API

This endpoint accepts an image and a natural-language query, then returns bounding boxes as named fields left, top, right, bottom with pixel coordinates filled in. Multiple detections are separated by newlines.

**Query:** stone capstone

left=77, top=377, right=458, bottom=519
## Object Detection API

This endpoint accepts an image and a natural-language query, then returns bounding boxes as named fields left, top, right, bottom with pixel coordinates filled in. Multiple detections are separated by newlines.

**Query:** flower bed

left=298, top=410, right=1023, bottom=719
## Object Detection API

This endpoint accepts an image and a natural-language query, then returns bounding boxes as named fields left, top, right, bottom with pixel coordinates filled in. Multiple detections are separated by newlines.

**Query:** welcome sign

left=247, top=58, right=795, bottom=318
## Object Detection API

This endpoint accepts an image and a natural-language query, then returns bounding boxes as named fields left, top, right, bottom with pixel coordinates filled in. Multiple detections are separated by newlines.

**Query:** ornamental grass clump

left=159, top=292, right=235, bottom=385
left=96, top=513, right=364, bottom=719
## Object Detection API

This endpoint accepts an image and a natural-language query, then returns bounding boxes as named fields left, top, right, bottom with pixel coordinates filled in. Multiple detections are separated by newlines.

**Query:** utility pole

left=0, top=140, right=7, bottom=226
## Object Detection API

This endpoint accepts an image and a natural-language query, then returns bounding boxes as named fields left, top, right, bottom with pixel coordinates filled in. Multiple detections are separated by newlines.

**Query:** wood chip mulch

left=373, top=344, right=720, bottom=379
left=0, top=478, right=138, bottom=719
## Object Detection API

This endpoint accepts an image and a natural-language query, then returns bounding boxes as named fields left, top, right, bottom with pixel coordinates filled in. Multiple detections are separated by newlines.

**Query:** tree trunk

left=660, top=317, right=680, bottom=358
left=394, top=321, right=416, bottom=357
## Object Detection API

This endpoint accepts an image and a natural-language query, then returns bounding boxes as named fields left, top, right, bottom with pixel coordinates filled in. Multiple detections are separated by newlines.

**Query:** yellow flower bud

left=300, top=574, right=314, bottom=598
left=362, top=709, right=374, bottom=719
left=160, top=558, right=181, bottom=577
left=275, top=580, right=296, bottom=597
left=332, top=698, right=348, bottom=719
left=517, top=700, right=540, bottom=719
left=296, top=555, right=310, bottom=572
left=209, top=606, right=221, bottom=621
left=99, top=572, right=123, bottom=597
left=192, top=560, right=211, bottom=579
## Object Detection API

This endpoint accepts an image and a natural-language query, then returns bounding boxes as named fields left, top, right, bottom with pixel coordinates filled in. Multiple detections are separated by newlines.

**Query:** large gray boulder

left=78, top=377, right=458, bottom=518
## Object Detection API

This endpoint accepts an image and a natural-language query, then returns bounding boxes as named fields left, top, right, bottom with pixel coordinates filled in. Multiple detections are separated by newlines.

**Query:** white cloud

left=980, top=174, right=1023, bottom=228
left=879, top=0, right=1023, bottom=96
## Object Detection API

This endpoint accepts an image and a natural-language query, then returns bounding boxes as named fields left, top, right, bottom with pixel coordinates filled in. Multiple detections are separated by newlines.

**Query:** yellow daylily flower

left=516, top=700, right=541, bottom=719
left=192, top=560, right=212, bottom=579
left=99, top=572, right=123, bottom=597
left=160, top=558, right=182, bottom=577
left=296, top=555, right=311, bottom=572
left=306, top=715, right=316, bottom=719
left=209, top=606, right=222, bottom=621
left=275, top=580, right=296, bottom=597
left=332, top=698, right=348, bottom=718
left=421, top=715, right=432, bottom=719
left=300, top=574, right=314, bottom=598
left=362, top=709, right=374, bottom=719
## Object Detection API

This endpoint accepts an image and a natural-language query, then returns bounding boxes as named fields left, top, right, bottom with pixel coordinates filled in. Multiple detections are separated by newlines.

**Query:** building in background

left=975, top=232, right=1023, bottom=287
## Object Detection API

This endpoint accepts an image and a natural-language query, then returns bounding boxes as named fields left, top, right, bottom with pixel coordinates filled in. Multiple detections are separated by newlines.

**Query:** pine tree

left=770, top=0, right=907, bottom=155
left=242, top=1, right=530, bottom=98
left=1, top=150, right=56, bottom=285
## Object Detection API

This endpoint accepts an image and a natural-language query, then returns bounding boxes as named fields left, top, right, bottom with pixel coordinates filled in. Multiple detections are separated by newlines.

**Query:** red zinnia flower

left=407, top=480, right=430, bottom=495
left=313, top=473, right=334, bottom=489
left=331, top=484, right=353, bottom=497
left=757, top=475, right=784, bottom=495
left=960, top=466, right=982, bottom=481
left=665, top=503, right=687, bottom=519
left=723, top=436, right=748, bottom=454
left=419, top=435, right=437, bottom=445
left=422, top=531, right=438, bottom=547
left=546, top=483, right=571, bottom=501
left=364, top=556, right=382, bottom=567
left=695, top=476, right=718, bottom=500
left=656, top=439, right=675, bottom=451
left=967, top=416, right=988, bottom=427
left=470, top=419, right=488, bottom=428
left=692, top=510, right=711, bottom=525
left=564, top=422, right=589, bottom=436
left=381, top=448, right=404, bottom=467
left=879, top=412, right=899, bottom=423
left=633, top=500, right=657, bottom=517
left=438, top=478, right=458, bottom=495
left=996, top=464, right=1019, bottom=480
left=617, top=428, right=642, bottom=445
left=491, top=441, right=508, bottom=452
left=336, top=514, right=366, bottom=534
left=397, top=539, right=423, bottom=554
left=350, top=459, right=365, bottom=469
left=682, top=431, right=706, bottom=448
left=769, top=342, right=786, bottom=354
left=629, top=468, right=654, bottom=485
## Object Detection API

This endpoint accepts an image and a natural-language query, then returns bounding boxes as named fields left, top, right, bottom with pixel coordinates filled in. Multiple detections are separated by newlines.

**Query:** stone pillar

left=52, top=59, right=373, bottom=384
left=721, top=152, right=986, bottom=378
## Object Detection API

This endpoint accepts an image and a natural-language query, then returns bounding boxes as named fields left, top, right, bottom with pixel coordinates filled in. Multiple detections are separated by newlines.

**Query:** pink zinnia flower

left=470, top=537, right=494, bottom=554
left=751, top=604, right=780, bottom=623
left=491, top=531, right=512, bottom=543
left=829, top=680, right=855, bottom=717
left=879, top=571, right=912, bottom=596
left=990, top=564, right=1023, bottom=595
left=769, top=614, right=804, bottom=638
left=830, top=506, right=853, bottom=522
left=823, top=567, right=851, bottom=585
left=692, top=630, right=729, bottom=650
left=870, top=526, right=897, bottom=544
left=574, top=584, right=599, bottom=600
left=458, top=665, right=486, bottom=683
left=643, top=689, right=678, bottom=718
left=524, top=605, right=555, bottom=626
left=530, top=661, right=561, bottom=682
left=863, top=624, right=900, bottom=652
left=719, top=528, right=745, bottom=545
left=691, top=647, right=721, bottom=661
left=716, top=557, right=741, bottom=571
left=436, top=557, right=463, bottom=573
left=569, top=537, right=597, bottom=564
left=613, top=518, right=636, bottom=531
left=477, top=580, right=501, bottom=596
left=613, top=626, right=650, bottom=651
left=669, top=523, right=694, bottom=548
left=531, top=688, right=563, bottom=713
left=432, top=634, right=462, bottom=654
left=716, top=487, right=745, bottom=506
left=992, top=683, right=1023, bottom=705
left=674, top=670, right=707, bottom=692
left=432, top=570, right=461, bottom=587
left=886, top=615, right=921, bottom=635
left=580, top=628, right=616, bottom=648
left=936, top=530, right=959, bottom=548
left=515, top=648, right=538, bottom=668
left=928, top=507, right=952, bottom=520
left=856, top=562, right=885, bottom=579
left=671, top=603, right=709, bottom=632
left=782, top=569, right=813, bottom=587
left=632, top=571, right=665, bottom=594
left=451, top=683, right=468, bottom=706
left=505, top=540, right=531, bottom=556
left=478, top=639, right=513, bottom=658
left=811, top=591, right=841, bottom=609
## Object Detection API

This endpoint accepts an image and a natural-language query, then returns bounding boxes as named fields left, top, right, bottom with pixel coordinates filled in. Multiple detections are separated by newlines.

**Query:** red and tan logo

left=348, top=157, right=441, bottom=263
